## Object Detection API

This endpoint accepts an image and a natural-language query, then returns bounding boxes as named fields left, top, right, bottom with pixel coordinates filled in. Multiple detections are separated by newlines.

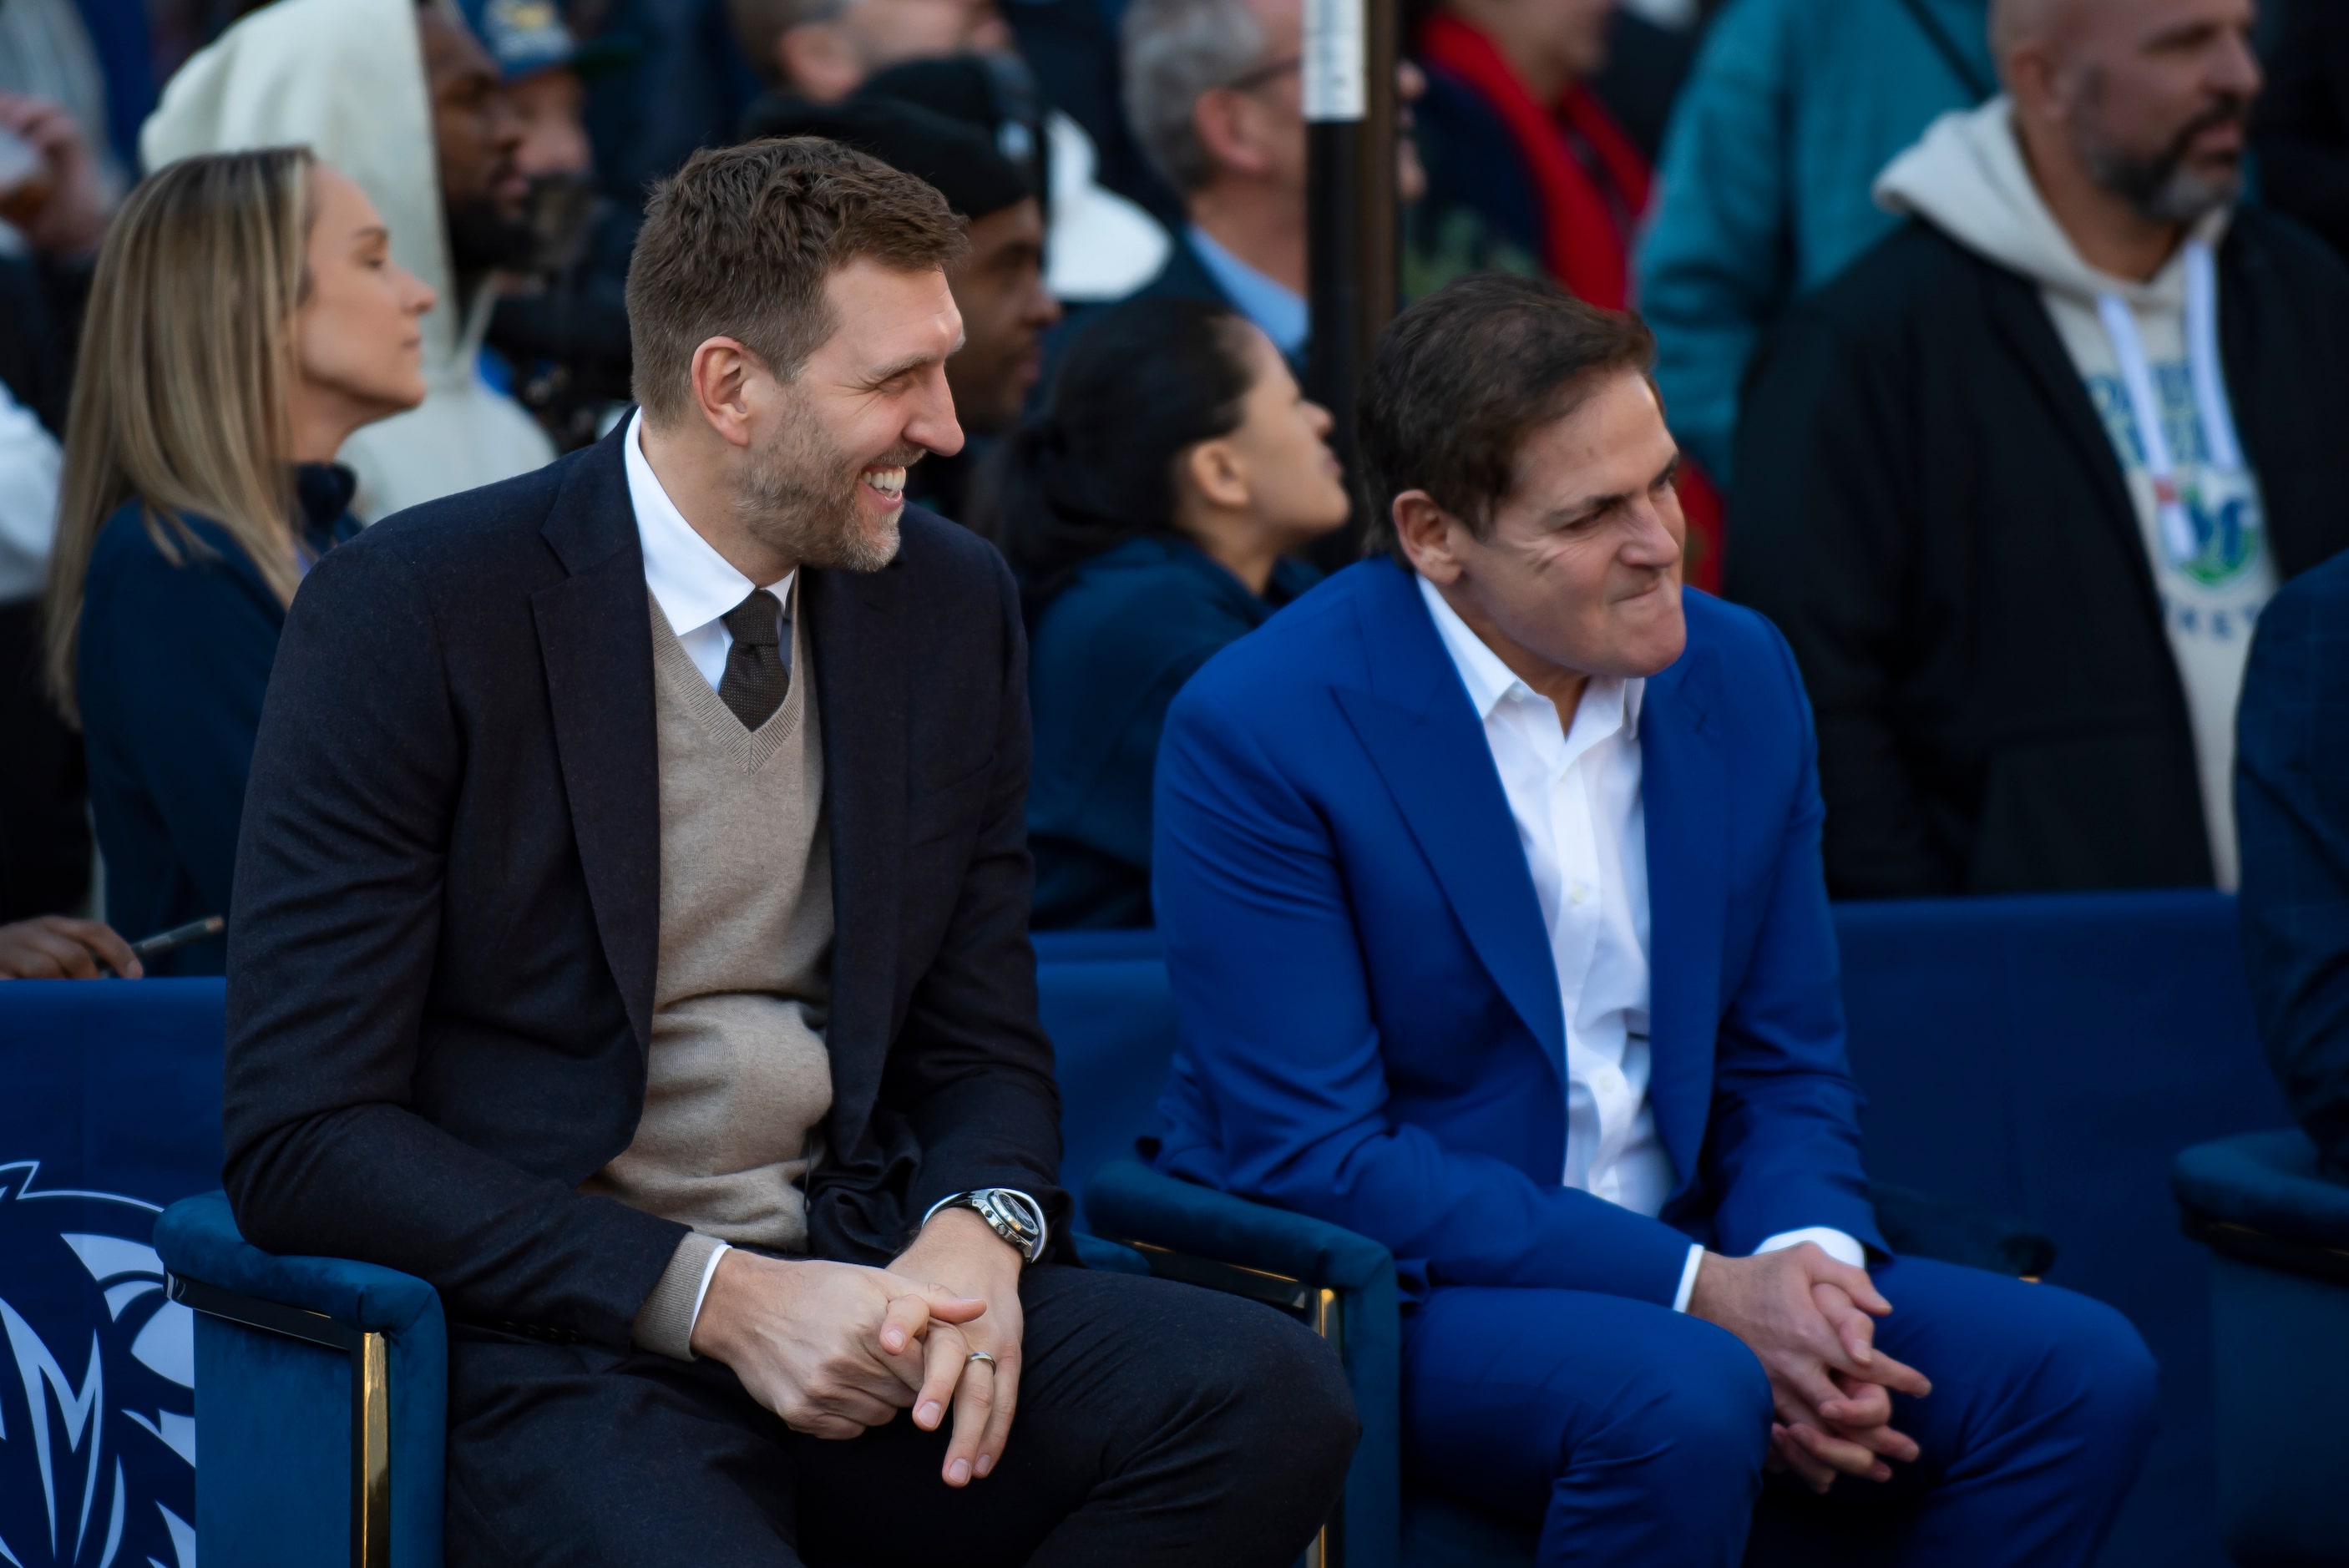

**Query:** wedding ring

left=965, top=1350, right=996, bottom=1368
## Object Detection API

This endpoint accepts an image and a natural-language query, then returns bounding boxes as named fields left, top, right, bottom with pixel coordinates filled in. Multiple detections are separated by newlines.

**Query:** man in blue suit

left=1150, top=273, right=2159, bottom=1565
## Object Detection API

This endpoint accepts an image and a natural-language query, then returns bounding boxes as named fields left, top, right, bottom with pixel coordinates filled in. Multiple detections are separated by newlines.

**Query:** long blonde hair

left=43, top=146, right=316, bottom=722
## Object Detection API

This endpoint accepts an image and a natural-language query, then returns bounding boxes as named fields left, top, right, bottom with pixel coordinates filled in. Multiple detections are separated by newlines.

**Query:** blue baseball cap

left=456, top=0, right=586, bottom=81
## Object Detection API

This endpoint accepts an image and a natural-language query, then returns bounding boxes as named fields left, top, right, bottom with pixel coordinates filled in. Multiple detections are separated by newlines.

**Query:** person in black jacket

left=222, top=136, right=1353, bottom=1566
left=973, top=295, right=1347, bottom=929
left=1726, top=0, right=2349, bottom=899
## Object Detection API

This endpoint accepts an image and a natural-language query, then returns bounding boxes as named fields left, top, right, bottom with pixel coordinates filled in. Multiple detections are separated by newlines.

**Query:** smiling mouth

left=863, top=466, right=908, bottom=502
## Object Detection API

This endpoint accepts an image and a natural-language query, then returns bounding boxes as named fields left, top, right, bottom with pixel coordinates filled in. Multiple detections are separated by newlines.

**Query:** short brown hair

left=626, top=136, right=968, bottom=427
left=1356, top=273, right=1658, bottom=564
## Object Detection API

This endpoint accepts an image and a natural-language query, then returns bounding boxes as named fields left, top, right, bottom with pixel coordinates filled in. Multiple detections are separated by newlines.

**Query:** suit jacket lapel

left=1638, top=642, right=1725, bottom=1198
left=805, top=559, right=906, bottom=1145
left=530, top=430, right=661, bottom=1054
left=1334, top=564, right=1567, bottom=1085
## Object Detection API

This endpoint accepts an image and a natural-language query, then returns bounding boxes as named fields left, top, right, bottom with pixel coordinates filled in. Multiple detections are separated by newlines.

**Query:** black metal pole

left=1302, top=0, right=1399, bottom=563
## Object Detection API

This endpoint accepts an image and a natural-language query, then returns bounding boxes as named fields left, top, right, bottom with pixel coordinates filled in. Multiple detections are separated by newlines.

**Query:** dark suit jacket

left=1727, top=210, right=2349, bottom=898
left=2238, top=549, right=2349, bottom=1175
left=1153, top=563, right=1882, bottom=1307
left=221, top=425, right=1066, bottom=1350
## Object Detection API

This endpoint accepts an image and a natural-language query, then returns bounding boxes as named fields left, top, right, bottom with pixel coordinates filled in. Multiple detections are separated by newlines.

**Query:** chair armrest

left=1084, top=1158, right=1402, bottom=1568
left=155, top=1191, right=443, bottom=1338
left=2175, top=1130, right=2349, bottom=1282
left=1084, top=1156, right=1397, bottom=1292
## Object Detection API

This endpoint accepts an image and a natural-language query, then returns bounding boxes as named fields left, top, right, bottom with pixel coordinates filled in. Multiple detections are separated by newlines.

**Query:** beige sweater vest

left=583, top=591, right=835, bottom=1358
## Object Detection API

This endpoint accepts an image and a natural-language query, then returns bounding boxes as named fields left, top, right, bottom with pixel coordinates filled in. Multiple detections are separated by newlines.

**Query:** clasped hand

left=690, top=1208, right=1025, bottom=1490
left=1687, top=1243, right=1932, bottom=1494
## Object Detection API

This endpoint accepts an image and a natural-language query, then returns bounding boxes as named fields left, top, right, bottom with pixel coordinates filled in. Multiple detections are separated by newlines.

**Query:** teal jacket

left=1635, top=0, right=1991, bottom=483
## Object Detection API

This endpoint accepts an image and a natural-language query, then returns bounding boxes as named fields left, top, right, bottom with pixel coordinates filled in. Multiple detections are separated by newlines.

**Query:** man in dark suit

left=2238, top=549, right=2349, bottom=1174
left=1152, top=274, right=2157, bottom=1565
left=221, top=134, right=1353, bottom=1566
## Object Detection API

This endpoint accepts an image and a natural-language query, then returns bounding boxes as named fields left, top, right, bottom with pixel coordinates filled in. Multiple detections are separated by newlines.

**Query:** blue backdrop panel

left=0, top=978, right=225, bottom=1568
left=1835, top=891, right=2285, bottom=1568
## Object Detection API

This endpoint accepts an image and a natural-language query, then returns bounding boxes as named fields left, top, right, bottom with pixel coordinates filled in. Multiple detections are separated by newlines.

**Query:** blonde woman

left=43, top=149, right=433, bottom=974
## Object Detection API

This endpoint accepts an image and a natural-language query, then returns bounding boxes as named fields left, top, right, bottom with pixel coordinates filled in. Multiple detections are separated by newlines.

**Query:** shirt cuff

left=1754, top=1227, right=1866, bottom=1269
left=632, top=1232, right=728, bottom=1361
left=1670, top=1242, right=1705, bottom=1313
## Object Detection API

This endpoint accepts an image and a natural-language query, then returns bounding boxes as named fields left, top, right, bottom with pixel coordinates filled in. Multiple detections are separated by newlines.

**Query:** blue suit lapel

left=1332, top=564, right=1567, bottom=1085
left=1641, top=642, right=1726, bottom=1200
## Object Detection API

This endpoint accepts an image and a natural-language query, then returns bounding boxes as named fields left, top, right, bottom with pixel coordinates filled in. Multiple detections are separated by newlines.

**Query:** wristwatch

left=922, top=1188, right=1049, bottom=1264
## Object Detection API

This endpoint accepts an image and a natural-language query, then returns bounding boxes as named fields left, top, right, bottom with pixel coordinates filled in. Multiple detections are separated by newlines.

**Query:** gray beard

left=2084, top=140, right=2240, bottom=226
left=2072, top=76, right=2248, bottom=228
left=730, top=403, right=905, bottom=574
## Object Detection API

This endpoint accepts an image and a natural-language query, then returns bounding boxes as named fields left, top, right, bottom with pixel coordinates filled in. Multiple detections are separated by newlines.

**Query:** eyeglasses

left=1221, top=54, right=1302, bottom=94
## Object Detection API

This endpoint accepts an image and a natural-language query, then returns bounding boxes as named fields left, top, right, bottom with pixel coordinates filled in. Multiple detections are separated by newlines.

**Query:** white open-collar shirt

left=625, top=409, right=792, bottom=691
left=1417, top=576, right=1860, bottom=1310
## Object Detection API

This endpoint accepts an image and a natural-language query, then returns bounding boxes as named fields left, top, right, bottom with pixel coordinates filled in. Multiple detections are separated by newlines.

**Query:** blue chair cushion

left=2174, top=1129, right=2349, bottom=1267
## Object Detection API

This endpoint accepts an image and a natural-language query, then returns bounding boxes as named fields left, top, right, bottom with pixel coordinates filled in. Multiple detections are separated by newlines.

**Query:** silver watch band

left=922, top=1188, right=1049, bottom=1262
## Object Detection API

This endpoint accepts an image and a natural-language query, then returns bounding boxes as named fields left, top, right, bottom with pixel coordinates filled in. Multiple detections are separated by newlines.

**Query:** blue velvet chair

left=1039, top=911, right=2195, bottom=1568
left=2173, top=1130, right=2349, bottom=1566
left=154, top=1192, right=447, bottom=1568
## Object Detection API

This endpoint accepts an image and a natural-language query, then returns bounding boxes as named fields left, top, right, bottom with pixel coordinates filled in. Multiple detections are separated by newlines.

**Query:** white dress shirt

left=1417, top=576, right=1863, bottom=1311
left=625, top=409, right=791, bottom=692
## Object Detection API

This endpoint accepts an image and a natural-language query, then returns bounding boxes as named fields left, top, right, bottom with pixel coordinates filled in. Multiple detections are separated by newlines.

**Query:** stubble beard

left=729, top=394, right=909, bottom=574
left=2073, top=72, right=2250, bottom=228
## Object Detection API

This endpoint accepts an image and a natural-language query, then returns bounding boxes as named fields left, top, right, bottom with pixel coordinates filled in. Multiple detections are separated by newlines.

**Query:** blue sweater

left=1026, top=534, right=1316, bottom=929
left=78, top=467, right=359, bottom=974
left=1634, top=0, right=1991, bottom=484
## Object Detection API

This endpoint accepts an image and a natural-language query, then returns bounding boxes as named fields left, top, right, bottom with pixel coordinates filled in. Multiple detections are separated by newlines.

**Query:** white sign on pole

left=1302, top=0, right=1366, bottom=123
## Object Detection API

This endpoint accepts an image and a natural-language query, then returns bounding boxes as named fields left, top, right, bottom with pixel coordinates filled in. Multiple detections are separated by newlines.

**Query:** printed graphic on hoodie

left=2083, top=364, right=2267, bottom=602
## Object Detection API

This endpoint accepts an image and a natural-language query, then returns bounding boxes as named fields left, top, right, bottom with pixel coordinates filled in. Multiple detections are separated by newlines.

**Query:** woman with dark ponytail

left=972, top=295, right=1350, bottom=928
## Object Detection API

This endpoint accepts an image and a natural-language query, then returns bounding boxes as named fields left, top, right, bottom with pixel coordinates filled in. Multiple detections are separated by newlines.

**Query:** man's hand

left=0, top=916, right=139, bottom=979
left=0, top=94, right=109, bottom=256
left=888, top=1205, right=1027, bottom=1487
left=688, top=1249, right=985, bottom=1439
left=1687, top=1243, right=1931, bottom=1494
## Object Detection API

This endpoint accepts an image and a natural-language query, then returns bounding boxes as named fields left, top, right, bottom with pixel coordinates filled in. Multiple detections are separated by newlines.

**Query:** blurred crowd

left=2, top=0, right=2343, bottom=978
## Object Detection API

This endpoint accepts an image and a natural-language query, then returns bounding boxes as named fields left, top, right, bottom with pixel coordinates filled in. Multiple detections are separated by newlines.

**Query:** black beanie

left=737, top=94, right=1033, bottom=223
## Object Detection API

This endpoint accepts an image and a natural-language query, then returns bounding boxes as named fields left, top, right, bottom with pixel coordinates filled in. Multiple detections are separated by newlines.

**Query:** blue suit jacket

left=1152, top=559, right=1883, bottom=1304
left=2237, top=549, right=2349, bottom=1173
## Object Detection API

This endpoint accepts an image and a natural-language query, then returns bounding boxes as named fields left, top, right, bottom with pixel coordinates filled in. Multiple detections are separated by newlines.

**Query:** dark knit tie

left=717, top=588, right=790, bottom=731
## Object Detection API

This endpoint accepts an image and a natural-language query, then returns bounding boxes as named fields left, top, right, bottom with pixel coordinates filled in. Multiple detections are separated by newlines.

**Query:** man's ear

left=1191, top=89, right=1270, bottom=180
left=1182, top=438, right=1251, bottom=512
left=1392, top=489, right=1464, bottom=584
left=689, top=336, right=765, bottom=449
left=2003, top=43, right=2062, bottom=126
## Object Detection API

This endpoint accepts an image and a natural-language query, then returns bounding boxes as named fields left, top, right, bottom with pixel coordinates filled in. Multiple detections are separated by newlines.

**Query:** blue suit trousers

left=1402, top=1257, right=2158, bottom=1565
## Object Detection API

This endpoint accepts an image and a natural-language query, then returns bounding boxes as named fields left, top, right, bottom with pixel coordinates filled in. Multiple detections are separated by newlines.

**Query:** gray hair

left=1121, top=0, right=1268, bottom=196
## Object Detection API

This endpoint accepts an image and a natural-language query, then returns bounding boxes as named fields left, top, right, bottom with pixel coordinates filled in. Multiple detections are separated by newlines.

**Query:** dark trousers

left=1403, top=1256, right=2159, bottom=1567
left=444, top=1263, right=1358, bottom=1566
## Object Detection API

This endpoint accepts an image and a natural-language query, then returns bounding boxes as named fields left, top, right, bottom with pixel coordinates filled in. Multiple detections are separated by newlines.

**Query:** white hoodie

left=1875, top=99, right=2272, bottom=890
left=139, top=0, right=557, bottom=524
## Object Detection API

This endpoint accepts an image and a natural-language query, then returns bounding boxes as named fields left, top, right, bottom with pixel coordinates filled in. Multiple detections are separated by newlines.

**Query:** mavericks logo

left=0, top=1163, right=195, bottom=1568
